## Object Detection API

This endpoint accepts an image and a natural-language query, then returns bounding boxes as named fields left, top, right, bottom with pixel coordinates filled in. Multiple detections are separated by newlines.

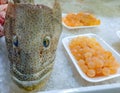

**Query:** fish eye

left=13, top=35, right=18, bottom=47
left=43, top=36, right=51, bottom=48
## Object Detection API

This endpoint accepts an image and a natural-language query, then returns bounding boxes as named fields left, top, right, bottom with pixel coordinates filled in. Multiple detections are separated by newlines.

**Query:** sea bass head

left=4, top=0, right=62, bottom=90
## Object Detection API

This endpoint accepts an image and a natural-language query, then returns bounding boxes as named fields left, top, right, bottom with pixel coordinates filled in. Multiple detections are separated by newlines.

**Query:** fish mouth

left=12, top=70, right=52, bottom=88
left=11, top=62, right=54, bottom=81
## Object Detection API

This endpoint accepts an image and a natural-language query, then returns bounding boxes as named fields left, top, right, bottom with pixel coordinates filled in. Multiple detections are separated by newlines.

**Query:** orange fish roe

left=63, top=12, right=100, bottom=27
left=69, top=36, right=120, bottom=78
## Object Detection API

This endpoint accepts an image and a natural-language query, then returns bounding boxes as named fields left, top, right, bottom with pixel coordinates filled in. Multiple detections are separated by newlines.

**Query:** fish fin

left=52, top=0, right=62, bottom=47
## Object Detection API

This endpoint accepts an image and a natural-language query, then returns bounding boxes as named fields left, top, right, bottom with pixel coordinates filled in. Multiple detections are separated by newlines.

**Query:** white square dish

left=62, top=13, right=100, bottom=29
left=62, top=33, right=120, bottom=82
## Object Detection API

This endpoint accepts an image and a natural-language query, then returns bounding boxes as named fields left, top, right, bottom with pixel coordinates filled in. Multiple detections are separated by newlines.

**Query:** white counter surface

left=0, top=0, right=120, bottom=93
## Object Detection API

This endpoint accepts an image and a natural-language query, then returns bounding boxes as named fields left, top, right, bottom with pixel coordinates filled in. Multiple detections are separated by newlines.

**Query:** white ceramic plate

left=116, top=31, right=120, bottom=38
left=62, top=33, right=120, bottom=82
left=62, top=13, right=100, bottom=29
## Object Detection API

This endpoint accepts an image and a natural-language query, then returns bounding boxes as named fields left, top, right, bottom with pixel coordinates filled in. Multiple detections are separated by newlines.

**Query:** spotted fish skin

left=4, top=0, right=62, bottom=90
left=13, top=0, right=34, bottom=4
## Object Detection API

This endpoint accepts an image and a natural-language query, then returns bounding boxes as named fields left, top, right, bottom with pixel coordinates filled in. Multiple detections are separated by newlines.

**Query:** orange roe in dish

left=69, top=36, right=120, bottom=78
left=63, top=12, right=100, bottom=27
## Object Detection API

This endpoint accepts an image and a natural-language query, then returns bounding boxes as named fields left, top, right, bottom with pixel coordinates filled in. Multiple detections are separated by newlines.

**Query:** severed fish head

left=4, top=0, right=62, bottom=91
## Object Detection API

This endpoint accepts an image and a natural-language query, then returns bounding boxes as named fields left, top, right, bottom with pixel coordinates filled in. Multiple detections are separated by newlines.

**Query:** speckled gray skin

left=13, top=0, right=34, bottom=4
left=4, top=0, right=62, bottom=90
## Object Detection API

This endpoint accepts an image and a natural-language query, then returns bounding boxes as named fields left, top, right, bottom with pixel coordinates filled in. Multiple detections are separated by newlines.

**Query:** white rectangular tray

left=62, top=33, right=120, bottom=83
left=62, top=13, right=100, bottom=29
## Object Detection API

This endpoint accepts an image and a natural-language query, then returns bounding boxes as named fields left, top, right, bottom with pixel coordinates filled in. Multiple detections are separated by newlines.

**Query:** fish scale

left=4, top=0, right=62, bottom=91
